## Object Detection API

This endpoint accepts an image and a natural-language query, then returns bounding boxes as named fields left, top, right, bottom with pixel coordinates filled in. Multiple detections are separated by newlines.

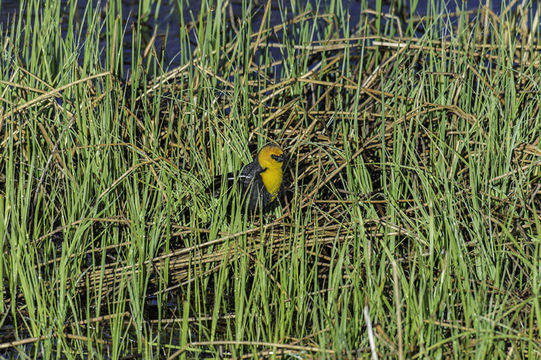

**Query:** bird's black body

left=238, top=160, right=274, bottom=212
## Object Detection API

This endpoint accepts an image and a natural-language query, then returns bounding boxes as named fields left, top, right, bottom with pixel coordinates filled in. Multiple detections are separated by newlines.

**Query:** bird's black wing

left=207, top=159, right=262, bottom=197
left=207, top=159, right=275, bottom=213
left=238, top=160, right=262, bottom=186
left=240, top=160, right=274, bottom=211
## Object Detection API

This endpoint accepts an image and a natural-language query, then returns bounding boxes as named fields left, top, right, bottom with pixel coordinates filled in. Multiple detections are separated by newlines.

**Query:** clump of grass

left=0, top=0, right=540, bottom=358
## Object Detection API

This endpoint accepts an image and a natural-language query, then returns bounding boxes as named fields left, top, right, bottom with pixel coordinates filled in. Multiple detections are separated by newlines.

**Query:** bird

left=209, top=144, right=287, bottom=214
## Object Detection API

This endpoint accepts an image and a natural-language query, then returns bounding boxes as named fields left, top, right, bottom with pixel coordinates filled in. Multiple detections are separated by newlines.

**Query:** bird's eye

left=271, top=154, right=285, bottom=162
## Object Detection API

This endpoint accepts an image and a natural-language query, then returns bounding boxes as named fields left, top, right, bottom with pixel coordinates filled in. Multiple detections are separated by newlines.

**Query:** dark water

left=0, top=0, right=509, bottom=77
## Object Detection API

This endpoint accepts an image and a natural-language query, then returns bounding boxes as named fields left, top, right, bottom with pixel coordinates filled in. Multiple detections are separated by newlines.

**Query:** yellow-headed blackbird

left=210, top=144, right=286, bottom=213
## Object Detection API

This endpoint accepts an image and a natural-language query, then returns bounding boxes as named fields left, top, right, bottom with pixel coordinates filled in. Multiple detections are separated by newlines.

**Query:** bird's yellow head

left=257, top=144, right=285, bottom=170
left=257, top=144, right=285, bottom=200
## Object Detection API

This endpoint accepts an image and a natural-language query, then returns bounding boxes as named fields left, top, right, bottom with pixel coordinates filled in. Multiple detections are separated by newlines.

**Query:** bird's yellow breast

left=260, top=168, right=283, bottom=200
left=257, top=145, right=285, bottom=200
